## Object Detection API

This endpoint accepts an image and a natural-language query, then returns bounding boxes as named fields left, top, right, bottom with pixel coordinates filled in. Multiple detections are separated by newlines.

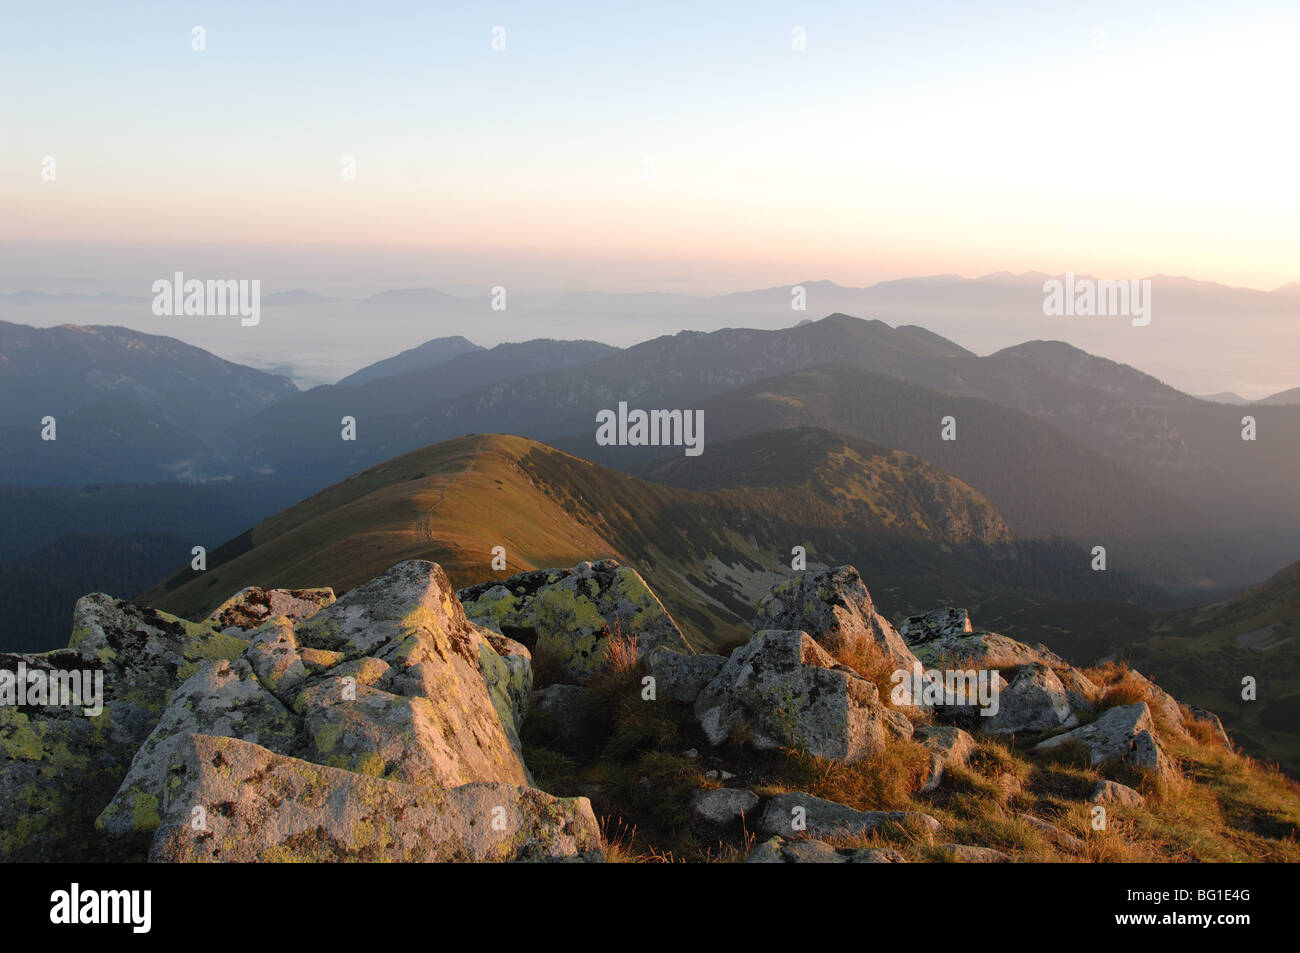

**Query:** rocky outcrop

left=900, top=608, right=973, bottom=643
left=754, top=567, right=918, bottom=671
left=96, top=560, right=603, bottom=860
left=205, top=586, right=336, bottom=636
left=0, top=595, right=247, bottom=861
left=935, top=844, right=1010, bottom=863
left=1188, top=707, right=1231, bottom=747
left=148, top=734, right=602, bottom=862
left=694, top=630, right=886, bottom=762
left=756, top=792, right=941, bottom=840
left=1035, top=702, right=1176, bottom=782
left=458, top=559, right=691, bottom=682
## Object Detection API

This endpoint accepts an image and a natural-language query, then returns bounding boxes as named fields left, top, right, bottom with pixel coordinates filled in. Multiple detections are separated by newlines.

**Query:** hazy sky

left=4, top=1, right=1299, bottom=295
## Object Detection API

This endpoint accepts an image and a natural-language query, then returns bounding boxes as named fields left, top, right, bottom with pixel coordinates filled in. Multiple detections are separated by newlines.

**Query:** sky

left=3, top=0, right=1299, bottom=296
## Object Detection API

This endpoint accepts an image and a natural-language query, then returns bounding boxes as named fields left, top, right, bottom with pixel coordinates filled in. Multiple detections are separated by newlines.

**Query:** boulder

left=644, top=645, right=726, bottom=704
left=900, top=608, right=974, bottom=644
left=694, top=630, right=885, bottom=762
left=1090, top=779, right=1145, bottom=807
left=756, top=791, right=941, bottom=840
left=458, top=560, right=690, bottom=682
left=148, top=734, right=603, bottom=862
left=983, top=663, right=1076, bottom=736
left=692, top=788, right=759, bottom=827
left=205, top=586, right=335, bottom=635
left=98, top=560, right=536, bottom=851
left=754, top=567, right=918, bottom=671
left=915, top=725, right=976, bottom=793
left=911, top=630, right=1066, bottom=670
left=0, top=595, right=245, bottom=861
left=1035, top=702, right=1176, bottom=782
left=747, top=837, right=908, bottom=863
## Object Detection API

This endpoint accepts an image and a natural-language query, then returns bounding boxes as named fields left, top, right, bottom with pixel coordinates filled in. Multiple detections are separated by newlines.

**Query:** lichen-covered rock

left=692, top=787, right=759, bottom=827
left=147, top=734, right=603, bottom=862
left=97, top=656, right=299, bottom=844
left=915, top=725, right=976, bottom=793
left=1091, top=779, right=1145, bottom=807
left=694, top=630, right=886, bottom=762
left=911, top=630, right=1066, bottom=669
left=0, top=595, right=245, bottom=861
left=644, top=645, right=725, bottom=704
left=900, top=608, right=974, bottom=644
left=747, top=837, right=907, bottom=863
left=756, top=791, right=941, bottom=840
left=1035, top=702, right=1176, bottom=782
left=205, top=586, right=335, bottom=635
left=983, top=663, right=1076, bottom=736
left=754, top=567, right=918, bottom=672
left=97, top=560, right=536, bottom=851
left=458, top=560, right=690, bottom=682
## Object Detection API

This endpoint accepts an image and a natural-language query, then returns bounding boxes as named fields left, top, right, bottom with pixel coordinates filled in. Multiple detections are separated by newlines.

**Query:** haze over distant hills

left=3, top=272, right=1297, bottom=398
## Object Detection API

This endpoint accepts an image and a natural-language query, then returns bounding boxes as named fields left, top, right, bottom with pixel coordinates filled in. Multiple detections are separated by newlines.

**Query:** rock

left=1090, top=779, right=1145, bottom=807
left=1019, top=813, right=1085, bottom=852
left=205, top=586, right=335, bottom=635
left=692, top=788, right=759, bottom=826
left=914, top=725, right=975, bottom=793
left=936, top=843, right=1010, bottom=863
left=1127, top=670, right=1189, bottom=738
left=96, top=656, right=298, bottom=840
left=476, top=630, right=533, bottom=757
left=882, top=708, right=914, bottom=740
left=1035, top=702, right=1176, bottom=782
left=900, top=608, right=974, bottom=644
left=1057, top=666, right=1100, bottom=718
left=694, top=630, right=885, bottom=762
left=757, top=792, right=941, bottom=840
left=0, top=595, right=246, bottom=861
left=983, top=663, right=1076, bottom=736
left=747, top=837, right=907, bottom=864
left=458, top=560, right=691, bottom=682
left=1188, top=707, right=1231, bottom=747
left=531, top=684, right=591, bottom=746
left=644, top=645, right=725, bottom=704
left=97, top=561, right=536, bottom=850
left=148, top=734, right=603, bottom=862
left=912, top=630, right=1065, bottom=670
left=754, top=567, right=919, bottom=672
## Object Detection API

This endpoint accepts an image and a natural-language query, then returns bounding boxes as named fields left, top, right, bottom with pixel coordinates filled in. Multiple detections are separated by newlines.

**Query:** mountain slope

left=335, top=335, right=483, bottom=386
left=142, top=432, right=1148, bottom=652
left=0, top=321, right=297, bottom=483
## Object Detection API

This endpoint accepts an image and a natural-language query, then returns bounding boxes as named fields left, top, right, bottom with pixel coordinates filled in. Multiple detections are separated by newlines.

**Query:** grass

left=522, top=639, right=1300, bottom=862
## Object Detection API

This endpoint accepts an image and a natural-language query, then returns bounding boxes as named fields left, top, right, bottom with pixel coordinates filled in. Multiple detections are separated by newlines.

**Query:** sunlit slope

left=143, top=431, right=1016, bottom=651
